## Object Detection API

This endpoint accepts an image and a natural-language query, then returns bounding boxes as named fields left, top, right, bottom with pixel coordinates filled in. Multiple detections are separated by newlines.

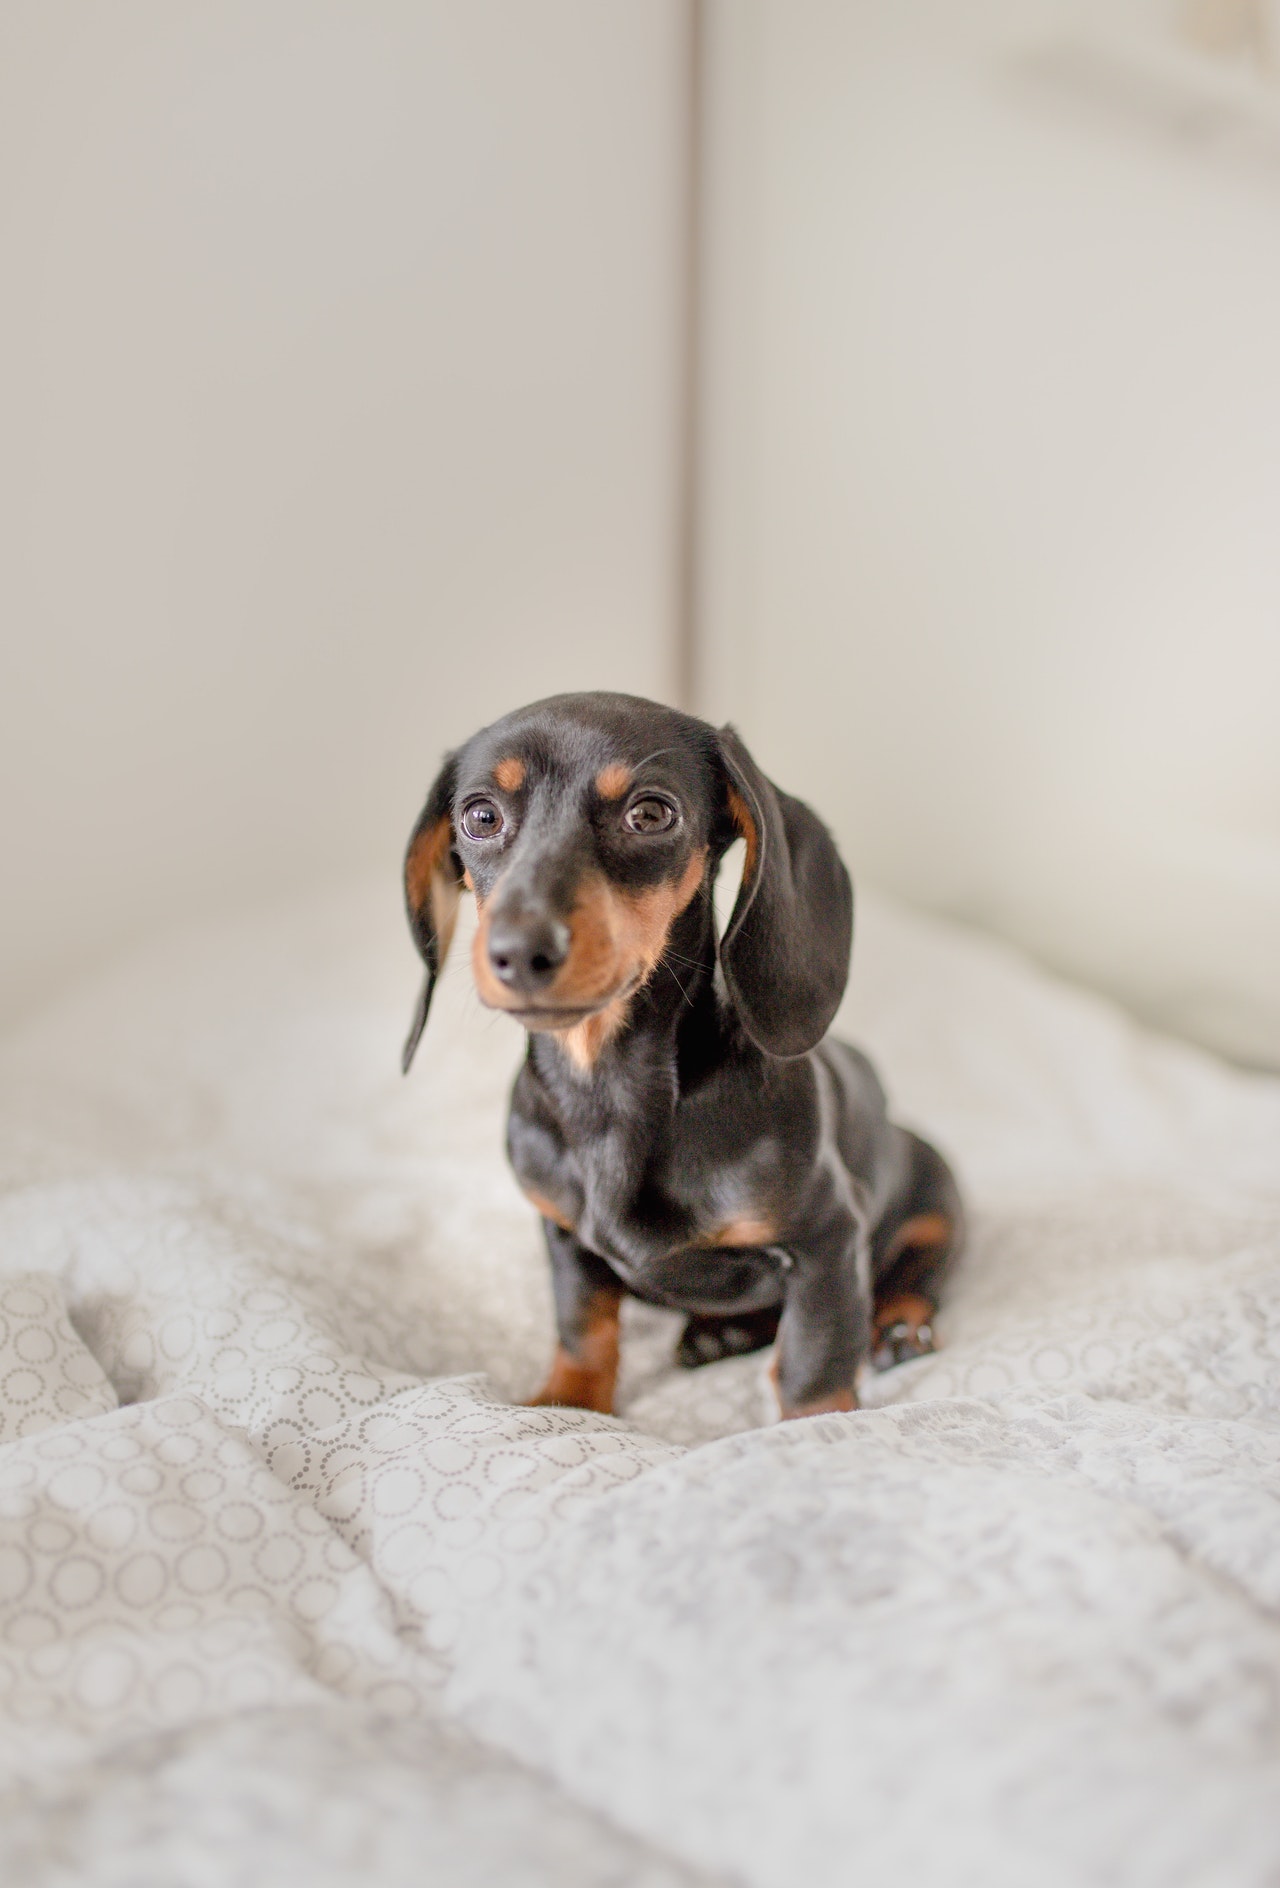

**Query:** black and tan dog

left=402, top=692, right=962, bottom=1420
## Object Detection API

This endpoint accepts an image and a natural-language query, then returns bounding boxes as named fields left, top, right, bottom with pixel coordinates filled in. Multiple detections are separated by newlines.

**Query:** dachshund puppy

left=402, top=692, right=962, bottom=1420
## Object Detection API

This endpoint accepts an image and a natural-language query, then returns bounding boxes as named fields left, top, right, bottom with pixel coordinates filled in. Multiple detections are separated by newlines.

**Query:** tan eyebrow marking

left=595, top=763, right=632, bottom=800
left=493, top=756, right=526, bottom=792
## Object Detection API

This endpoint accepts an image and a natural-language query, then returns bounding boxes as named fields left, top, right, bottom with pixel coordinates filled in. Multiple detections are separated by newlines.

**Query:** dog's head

left=402, top=692, right=852, bottom=1072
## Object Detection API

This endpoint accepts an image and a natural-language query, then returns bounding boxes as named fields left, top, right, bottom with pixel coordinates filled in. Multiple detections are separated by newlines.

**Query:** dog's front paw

left=527, top=1348, right=616, bottom=1414
left=777, top=1386, right=857, bottom=1420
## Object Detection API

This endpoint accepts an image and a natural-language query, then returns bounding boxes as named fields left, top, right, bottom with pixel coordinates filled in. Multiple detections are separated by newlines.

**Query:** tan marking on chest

left=522, top=1186, right=575, bottom=1232
left=705, top=1215, right=779, bottom=1248
left=557, top=995, right=634, bottom=1073
left=492, top=756, right=526, bottom=792
left=881, top=1211, right=952, bottom=1269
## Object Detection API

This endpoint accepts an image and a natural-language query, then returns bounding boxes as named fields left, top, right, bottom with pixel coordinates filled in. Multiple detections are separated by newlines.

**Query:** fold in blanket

left=0, top=881, right=1277, bottom=1887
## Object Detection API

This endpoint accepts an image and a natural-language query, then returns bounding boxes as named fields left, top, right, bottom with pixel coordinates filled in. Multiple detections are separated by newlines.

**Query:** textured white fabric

left=0, top=1272, right=117, bottom=1444
left=0, top=880, right=1277, bottom=1885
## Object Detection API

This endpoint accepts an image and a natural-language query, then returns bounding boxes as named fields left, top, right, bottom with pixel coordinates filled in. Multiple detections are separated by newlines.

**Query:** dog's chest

left=508, top=1076, right=790, bottom=1275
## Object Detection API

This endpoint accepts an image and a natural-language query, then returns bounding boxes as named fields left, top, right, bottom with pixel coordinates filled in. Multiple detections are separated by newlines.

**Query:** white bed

left=1, top=881, right=1278, bottom=1887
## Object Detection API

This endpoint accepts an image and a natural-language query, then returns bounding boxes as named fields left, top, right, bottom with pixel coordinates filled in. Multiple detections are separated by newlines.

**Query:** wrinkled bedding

left=0, top=881, right=1278, bottom=1887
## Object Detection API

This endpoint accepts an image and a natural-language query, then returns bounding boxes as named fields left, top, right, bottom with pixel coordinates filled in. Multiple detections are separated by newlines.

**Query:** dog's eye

left=461, top=798, right=504, bottom=840
left=623, top=795, right=677, bottom=835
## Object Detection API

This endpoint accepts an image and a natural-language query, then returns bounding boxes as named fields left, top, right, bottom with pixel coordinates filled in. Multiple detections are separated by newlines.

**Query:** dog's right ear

left=713, top=727, right=853, bottom=1059
left=402, top=753, right=463, bottom=1073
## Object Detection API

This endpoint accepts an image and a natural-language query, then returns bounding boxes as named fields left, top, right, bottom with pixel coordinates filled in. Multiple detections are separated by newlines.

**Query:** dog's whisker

left=662, top=948, right=709, bottom=971
left=629, top=745, right=679, bottom=773
left=661, top=959, right=696, bottom=1010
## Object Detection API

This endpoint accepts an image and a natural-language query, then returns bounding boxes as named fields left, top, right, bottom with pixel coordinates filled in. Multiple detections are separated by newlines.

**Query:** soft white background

left=3, top=0, right=1279, bottom=1067
left=696, top=0, right=1280, bottom=1066
left=2, top=15, right=1280, bottom=1878
left=0, top=0, right=686, bottom=1025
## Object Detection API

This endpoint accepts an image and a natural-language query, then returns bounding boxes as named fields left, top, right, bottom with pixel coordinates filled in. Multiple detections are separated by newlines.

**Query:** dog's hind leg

left=870, top=1130, right=963, bottom=1370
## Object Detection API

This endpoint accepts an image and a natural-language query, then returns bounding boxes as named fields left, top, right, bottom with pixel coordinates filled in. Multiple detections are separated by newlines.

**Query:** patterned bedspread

left=1, top=882, right=1277, bottom=1887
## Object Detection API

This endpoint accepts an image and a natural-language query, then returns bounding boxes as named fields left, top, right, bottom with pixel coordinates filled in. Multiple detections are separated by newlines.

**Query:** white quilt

left=1, top=881, right=1278, bottom=1887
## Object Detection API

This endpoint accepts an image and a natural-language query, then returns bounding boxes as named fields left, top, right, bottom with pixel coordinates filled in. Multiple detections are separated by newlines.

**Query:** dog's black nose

left=487, top=912, right=571, bottom=995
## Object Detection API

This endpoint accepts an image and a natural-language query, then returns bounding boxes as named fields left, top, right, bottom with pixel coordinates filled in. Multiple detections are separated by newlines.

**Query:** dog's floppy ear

left=402, top=752, right=464, bottom=1073
left=713, top=726, right=853, bottom=1059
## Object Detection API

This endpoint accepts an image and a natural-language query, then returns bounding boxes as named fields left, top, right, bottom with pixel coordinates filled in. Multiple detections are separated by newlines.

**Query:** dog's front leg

left=770, top=1205, right=870, bottom=1419
left=528, top=1221, right=625, bottom=1415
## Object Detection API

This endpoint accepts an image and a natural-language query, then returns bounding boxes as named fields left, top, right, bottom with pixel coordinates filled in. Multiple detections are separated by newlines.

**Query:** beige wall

left=0, top=1, right=686, bottom=1023
left=7, top=0, right=1279, bottom=1066
left=696, top=0, right=1280, bottom=1066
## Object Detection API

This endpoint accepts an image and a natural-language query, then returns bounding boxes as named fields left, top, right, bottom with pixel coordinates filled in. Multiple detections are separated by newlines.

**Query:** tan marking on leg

left=528, top=1289, right=622, bottom=1414
left=781, top=1388, right=857, bottom=1420
left=872, top=1289, right=934, bottom=1339
left=871, top=1288, right=938, bottom=1370
left=492, top=756, right=526, bottom=792
left=595, top=763, right=632, bottom=800
left=768, top=1352, right=858, bottom=1421
left=881, top=1211, right=952, bottom=1272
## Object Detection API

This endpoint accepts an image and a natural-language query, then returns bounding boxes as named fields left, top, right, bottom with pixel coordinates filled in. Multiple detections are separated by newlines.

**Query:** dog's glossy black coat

left=402, top=692, right=961, bottom=1416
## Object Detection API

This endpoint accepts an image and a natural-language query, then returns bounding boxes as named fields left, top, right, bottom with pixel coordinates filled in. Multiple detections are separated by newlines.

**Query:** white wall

left=0, top=1, right=686, bottom=1024
left=697, top=0, right=1280, bottom=1066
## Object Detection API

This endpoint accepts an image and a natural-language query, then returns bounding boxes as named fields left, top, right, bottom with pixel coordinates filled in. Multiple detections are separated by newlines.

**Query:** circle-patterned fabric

left=0, top=1274, right=116, bottom=1445
left=0, top=881, right=1277, bottom=1887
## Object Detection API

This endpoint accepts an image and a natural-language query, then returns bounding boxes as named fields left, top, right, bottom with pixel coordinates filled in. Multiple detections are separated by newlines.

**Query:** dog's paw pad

left=677, top=1307, right=782, bottom=1370
left=872, top=1319, right=935, bottom=1371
